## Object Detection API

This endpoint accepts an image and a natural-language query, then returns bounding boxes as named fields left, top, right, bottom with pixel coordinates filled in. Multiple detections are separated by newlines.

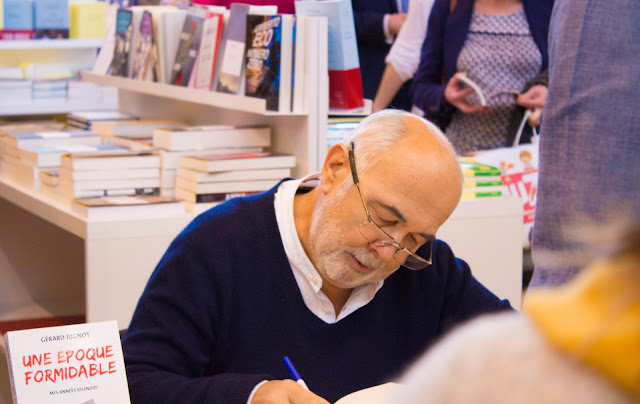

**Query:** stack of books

left=459, top=159, right=504, bottom=200
left=58, top=149, right=161, bottom=200
left=2, top=132, right=105, bottom=190
left=175, top=151, right=295, bottom=213
left=151, top=124, right=272, bottom=198
left=0, top=119, right=66, bottom=174
left=31, top=80, right=67, bottom=102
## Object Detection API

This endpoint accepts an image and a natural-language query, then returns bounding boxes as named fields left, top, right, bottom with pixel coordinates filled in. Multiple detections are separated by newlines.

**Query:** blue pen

left=282, top=356, right=310, bottom=391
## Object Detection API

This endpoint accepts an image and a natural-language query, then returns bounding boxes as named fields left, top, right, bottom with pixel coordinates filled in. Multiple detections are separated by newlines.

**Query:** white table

left=0, top=177, right=522, bottom=329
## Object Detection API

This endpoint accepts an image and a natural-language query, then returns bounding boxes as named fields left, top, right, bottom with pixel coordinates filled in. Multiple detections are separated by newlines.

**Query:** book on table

left=104, top=136, right=155, bottom=152
left=175, top=177, right=280, bottom=195
left=60, top=150, right=160, bottom=171
left=71, top=195, right=184, bottom=220
left=3, top=131, right=101, bottom=149
left=176, top=166, right=290, bottom=183
left=66, top=110, right=138, bottom=129
left=158, top=146, right=264, bottom=170
left=16, top=144, right=130, bottom=168
left=3, top=320, right=131, bottom=404
left=178, top=151, right=295, bottom=172
left=92, top=120, right=183, bottom=139
left=174, top=187, right=258, bottom=203
left=59, top=166, right=159, bottom=181
left=152, top=125, right=271, bottom=151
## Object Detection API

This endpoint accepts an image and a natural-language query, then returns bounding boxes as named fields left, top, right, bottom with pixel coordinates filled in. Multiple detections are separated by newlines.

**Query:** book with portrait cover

left=109, top=8, right=133, bottom=77
left=3, top=320, right=131, bottom=403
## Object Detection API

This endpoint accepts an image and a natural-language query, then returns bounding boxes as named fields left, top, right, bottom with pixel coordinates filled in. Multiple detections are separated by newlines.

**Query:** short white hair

left=341, top=109, right=454, bottom=176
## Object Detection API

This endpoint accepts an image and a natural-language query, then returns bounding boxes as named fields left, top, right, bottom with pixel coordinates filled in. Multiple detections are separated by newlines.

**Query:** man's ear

left=320, top=143, right=350, bottom=193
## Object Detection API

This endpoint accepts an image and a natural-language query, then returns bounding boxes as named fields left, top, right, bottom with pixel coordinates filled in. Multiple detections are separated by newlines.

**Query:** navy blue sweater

left=122, top=183, right=511, bottom=403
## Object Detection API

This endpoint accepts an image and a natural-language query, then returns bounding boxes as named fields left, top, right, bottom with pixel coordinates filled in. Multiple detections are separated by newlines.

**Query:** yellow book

left=69, top=2, right=107, bottom=39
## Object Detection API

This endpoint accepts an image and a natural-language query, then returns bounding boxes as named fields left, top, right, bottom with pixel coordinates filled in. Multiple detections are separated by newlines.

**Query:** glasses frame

left=348, top=142, right=433, bottom=270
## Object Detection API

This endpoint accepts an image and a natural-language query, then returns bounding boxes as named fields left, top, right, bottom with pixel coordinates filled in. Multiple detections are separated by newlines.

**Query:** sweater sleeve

left=352, top=8, right=390, bottom=48
left=432, top=240, right=514, bottom=335
left=410, top=0, right=453, bottom=121
left=122, top=234, right=273, bottom=404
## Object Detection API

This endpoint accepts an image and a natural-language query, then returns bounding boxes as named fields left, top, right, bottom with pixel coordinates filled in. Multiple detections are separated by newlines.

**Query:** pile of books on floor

left=459, top=158, right=504, bottom=200
left=176, top=150, right=295, bottom=213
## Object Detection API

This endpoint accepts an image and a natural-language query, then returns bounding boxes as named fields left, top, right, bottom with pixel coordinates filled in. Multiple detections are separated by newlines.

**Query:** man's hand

left=251, top=380, right=331, bottom=404
left=444, top=73, right=489, bottom=114
left=388, top=13, right=407, bottom=36
left=516, top=85, right=547, bottom=109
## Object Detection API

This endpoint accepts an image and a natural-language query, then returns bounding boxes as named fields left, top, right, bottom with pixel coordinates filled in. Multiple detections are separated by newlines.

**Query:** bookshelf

left=0, top=39, right=117, bottom=117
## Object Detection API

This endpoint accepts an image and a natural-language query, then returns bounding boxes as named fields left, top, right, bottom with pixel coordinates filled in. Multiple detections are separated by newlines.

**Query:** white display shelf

left=0, top=99, right=117, bottom=116
left=82, top=72, right=306, bottom=117
left=0, top=39, right=103, bottom=50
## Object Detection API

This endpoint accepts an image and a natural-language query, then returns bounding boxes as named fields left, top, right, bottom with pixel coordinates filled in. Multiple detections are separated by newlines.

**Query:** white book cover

left=152, top=125, right=271, bottom=151
left=3, top=320, right=131, bottom=404
left=278, top=14, right=295, bottom=113
left=291, top=15, right=308, bottom=114
left=193, top=12, right=223, bottom=90
left=175, top=177, right=279, bottom=194
left=178, top=151, right=296, bottom=172
left=60, top=152, right=161, bottom=171
left=158, top=146, right=264, bottom=169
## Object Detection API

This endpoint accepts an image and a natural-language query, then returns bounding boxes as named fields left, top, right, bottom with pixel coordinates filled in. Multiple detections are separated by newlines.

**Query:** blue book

left=3, top=0, right=34, bottom=30
left=33, top=0, right=69, bottom=38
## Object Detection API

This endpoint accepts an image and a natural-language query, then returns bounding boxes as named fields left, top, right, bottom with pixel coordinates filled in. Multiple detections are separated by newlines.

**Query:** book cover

left=459, top=161, right=502, bottom=177
left=152, top=8, right=187, bottom=83
left=178, top=151, right=295, bottom=172
left=60, top=166, right=159, bottom=181
left=192, top=11, right=224, bottom=90
left=244, top=14, right=283, bottom=111
left=33, top=0, right=69, bottom=39
left=69, top=2, right=107, bottom=39
left=169, top=6, right=207, bottom=86
left=174, top=187, right=256, bottom=203
left=130, top=10, right=157, bottom=81
left=3, top=0, right=33, bottom=30
left=3, top=320, right=131, bottom=404
left=295, top=0, right=365, bottom=112
left=215, top=3, right=252, bottom=95
left=109, top=8, right=134, bottom=77
left=157, top=146, right=264, bottom=169
left=67, top=110, right=138, bottom=125
left=152, top=125, right=271, bottom=151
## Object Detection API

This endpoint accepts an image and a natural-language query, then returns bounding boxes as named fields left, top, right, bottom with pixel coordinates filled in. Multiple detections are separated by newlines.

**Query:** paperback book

left=244, top=14, right=286, bottom=111
left=109, top=8, right=134, bottom=77
left=152, top=125, right=271, bottom=151
left=3, top=320, right=131, bottom=404
left=178, top=151, right=295, bottom=172
left=130, top=10, right=157, bottom=81
left=72, top=195, right=185, bottom=220
left=169, top=6, right=207, bottom=86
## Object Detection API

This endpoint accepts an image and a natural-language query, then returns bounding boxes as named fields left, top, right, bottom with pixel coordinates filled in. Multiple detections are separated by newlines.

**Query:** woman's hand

left=516, top=85, right=547, bottom=109
left=444, top=73, right=489, bottom=114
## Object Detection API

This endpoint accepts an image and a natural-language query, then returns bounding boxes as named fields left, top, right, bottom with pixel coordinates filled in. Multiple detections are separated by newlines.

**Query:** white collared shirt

left=273, top=174, right=384, bottom=324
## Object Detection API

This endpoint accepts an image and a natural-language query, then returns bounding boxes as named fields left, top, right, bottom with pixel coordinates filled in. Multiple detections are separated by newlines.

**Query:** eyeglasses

left=348, top=142, right=433, bottom=270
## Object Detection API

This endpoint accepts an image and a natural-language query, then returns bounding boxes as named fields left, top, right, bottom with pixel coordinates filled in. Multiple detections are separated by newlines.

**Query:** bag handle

left=513, top=110, right=540, bottom=146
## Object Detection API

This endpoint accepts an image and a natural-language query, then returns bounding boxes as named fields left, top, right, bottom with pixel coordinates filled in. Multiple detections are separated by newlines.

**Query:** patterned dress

left=446, top=10, right=542, bottom=155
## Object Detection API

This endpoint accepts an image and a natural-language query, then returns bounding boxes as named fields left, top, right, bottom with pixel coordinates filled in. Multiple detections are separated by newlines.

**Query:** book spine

left=460, top=190, right=502, bottom=200
left=4, top=333, right=18, bottom=404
